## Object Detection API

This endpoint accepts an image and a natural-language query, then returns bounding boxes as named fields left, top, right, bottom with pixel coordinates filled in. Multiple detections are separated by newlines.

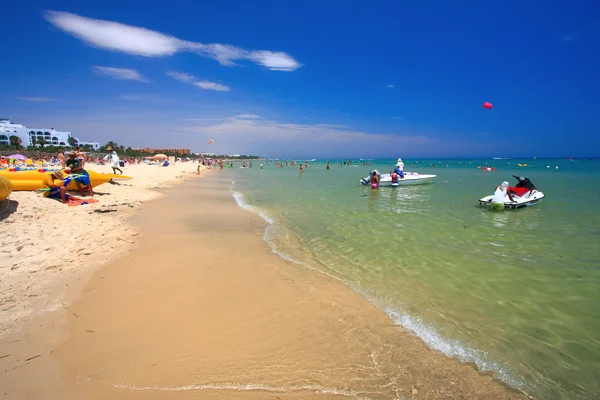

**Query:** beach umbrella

left=7, top=154, right=27, bottom=160
left=153, top=154, right=168, bottom=159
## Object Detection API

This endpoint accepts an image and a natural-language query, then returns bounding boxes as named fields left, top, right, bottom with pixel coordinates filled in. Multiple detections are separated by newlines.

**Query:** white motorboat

left=479, top=176, right=545, bottom=209
left=360, top=170, right=436, bottom=187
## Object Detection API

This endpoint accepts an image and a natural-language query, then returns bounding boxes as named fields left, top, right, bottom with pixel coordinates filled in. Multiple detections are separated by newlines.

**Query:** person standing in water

left=326, top=161, right=330, bottom=170
left=370, top=170, right=380, bottom=188
left=491, top=181, right=513, bottom=210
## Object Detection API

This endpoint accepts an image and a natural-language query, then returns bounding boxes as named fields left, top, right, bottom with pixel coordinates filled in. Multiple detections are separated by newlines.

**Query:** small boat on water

left=479, top=176, right=545, bottom=209
left=360, top=170, right=436, bottom=187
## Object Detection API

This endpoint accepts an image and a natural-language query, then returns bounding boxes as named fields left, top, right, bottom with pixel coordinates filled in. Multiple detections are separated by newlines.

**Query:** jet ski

left=360, top=169, right=436, bottom=187
left=479, top=176, right=545, bottom=209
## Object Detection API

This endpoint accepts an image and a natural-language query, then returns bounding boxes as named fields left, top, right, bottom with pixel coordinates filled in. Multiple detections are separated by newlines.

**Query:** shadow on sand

left=0, top=199, right=19, bottom=221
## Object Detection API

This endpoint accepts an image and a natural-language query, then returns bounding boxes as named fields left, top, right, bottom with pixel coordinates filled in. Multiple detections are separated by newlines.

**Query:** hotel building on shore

left=0, top=118, right=100, bottom=149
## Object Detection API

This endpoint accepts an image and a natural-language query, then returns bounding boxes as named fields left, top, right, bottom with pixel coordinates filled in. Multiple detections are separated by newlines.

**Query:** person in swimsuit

left=57, top=150, right=65, bottom=168
left=75, top=147, right=88, bottom=167
left=370, top=170, right=380, bottom=188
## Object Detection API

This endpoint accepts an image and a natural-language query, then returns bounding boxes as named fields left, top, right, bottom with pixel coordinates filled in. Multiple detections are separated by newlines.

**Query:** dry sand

left=0, top=162, right=202, bottom=338
left=0, top=171, right=529, bottom=399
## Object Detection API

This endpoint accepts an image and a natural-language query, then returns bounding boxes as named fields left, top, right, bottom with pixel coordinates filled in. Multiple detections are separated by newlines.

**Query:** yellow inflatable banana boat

left=0, top=169, right=132, bottom=191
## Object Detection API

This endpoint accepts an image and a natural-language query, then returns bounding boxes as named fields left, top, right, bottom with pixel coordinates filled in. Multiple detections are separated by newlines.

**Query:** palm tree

left=68, top=137, right=78, bottom=148
left=9, top=135, right=22, bottom=150
left=31, top=137, right=36, bottom=147
left=37, top=137, right=47, bottom=148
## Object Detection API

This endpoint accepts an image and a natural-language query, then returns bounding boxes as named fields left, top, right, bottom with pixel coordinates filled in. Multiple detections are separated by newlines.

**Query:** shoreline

left=1, top=169, right=529, bottom=399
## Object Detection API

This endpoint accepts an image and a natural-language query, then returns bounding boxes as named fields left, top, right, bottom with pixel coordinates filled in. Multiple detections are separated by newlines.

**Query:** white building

left=0, top=118, right=100, bottom=149
left=77, top=141, right=101, bottom=150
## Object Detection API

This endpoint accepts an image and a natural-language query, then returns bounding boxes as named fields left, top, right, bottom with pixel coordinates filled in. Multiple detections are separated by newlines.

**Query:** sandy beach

left=0, top=162, right=200, bottom=338
left=0, top=169, right=528, bottom=399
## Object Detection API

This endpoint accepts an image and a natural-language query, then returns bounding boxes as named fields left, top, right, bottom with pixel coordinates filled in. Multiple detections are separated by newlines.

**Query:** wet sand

left=0, top=172, right=529, bottom=399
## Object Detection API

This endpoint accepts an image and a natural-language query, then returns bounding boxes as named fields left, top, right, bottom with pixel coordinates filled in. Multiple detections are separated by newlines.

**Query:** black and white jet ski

left=479, top=176, right=545, bottom=209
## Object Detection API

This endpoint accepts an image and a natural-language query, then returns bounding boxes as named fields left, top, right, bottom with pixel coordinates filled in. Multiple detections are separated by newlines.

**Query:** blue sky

left=2, top=0, right=599, bottom=158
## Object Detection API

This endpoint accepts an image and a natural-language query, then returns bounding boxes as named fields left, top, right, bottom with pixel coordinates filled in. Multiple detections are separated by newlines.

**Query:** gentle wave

left=231, top=188, right=528, bottom=395
left=383, top=307, right=524, bottom=389
left=232, top=191, right=274, bottom=224
left=111, top=382, right=374, bottom=399
left=231, top=192, right=356, bottom=284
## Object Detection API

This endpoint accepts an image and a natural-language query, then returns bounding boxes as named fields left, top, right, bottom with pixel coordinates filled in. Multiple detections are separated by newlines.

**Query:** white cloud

left=93, top=66, right=149, bottom=82
left=22, top=111, right=440, bottom=158
left=385, top=84, right=395, bottom=88
left=391, top=116, right=402, bottom=120
left=193, top=81, right=230, bottom=92
left=17, top=97, right=57, bottom=102
left=45, top=11, right=301, bottom=71
left=166, top=71, right=230, bottom=92
left=235, top=114, right=261, bottom=119
left=165, top=71, right=195, bottom=83
left=180, top=115, right=433, bottom=157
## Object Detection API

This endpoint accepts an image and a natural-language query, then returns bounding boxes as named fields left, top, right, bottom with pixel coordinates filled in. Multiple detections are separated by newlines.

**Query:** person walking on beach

left=105, top=148, right=123, bottom=174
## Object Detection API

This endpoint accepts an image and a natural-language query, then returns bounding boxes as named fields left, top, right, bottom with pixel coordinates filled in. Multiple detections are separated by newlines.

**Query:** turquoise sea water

left=228, top=158, right=600, bottom=399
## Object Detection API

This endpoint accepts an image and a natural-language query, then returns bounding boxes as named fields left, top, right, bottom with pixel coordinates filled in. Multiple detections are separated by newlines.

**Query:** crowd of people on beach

left=1, top=146, right=195, bottom=206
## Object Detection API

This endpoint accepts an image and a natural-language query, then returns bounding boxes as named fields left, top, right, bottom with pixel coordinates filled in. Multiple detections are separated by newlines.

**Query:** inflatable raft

left=0, top=169, right=132, bottom=191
